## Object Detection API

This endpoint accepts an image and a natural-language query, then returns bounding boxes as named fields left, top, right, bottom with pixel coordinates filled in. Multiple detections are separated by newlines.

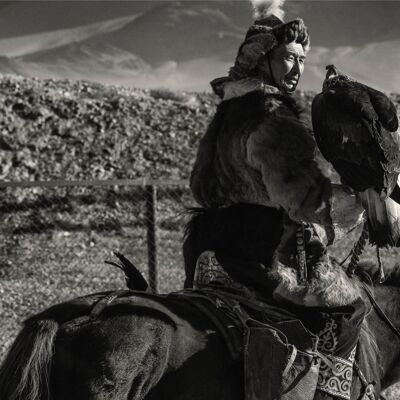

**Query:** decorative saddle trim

left=193, top=250, right=366, bottom=400
left=316, top=317, right=357, bottom=400
left=317, top=347, right=356, bottom=400
left=194, top=250, right=237, bottom=288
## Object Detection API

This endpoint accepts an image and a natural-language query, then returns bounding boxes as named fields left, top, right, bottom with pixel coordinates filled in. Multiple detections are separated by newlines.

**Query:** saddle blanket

left=193, top=250, right=368, bottom=400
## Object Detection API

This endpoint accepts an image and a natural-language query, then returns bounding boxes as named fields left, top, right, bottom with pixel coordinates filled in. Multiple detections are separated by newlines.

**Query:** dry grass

left=1, top=219, right=400, bottom=397
left=0, top=227, right=185, bottom=358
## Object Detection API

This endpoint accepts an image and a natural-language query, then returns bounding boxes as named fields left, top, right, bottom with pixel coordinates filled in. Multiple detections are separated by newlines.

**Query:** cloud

left=301, top=40, right=400, bottom=93
left=134, top=58, right=232, bottom=91
left=5, top=42, right=400, bottom=95
left=0, top=15, right=139, bottom=57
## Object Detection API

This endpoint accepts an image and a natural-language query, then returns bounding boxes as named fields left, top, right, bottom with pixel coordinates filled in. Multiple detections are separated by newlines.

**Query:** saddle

left=88, top=252, right=379, bottom=400
left=190, top=250, right=378, bottom=400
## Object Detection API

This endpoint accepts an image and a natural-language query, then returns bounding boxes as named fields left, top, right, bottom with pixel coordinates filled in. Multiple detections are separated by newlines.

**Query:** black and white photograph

left=1, top=0, right=400, bottom=398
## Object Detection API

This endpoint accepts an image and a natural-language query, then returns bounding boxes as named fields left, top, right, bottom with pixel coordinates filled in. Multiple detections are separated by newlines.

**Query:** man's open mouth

left=286, top=76, right=298, bottom=85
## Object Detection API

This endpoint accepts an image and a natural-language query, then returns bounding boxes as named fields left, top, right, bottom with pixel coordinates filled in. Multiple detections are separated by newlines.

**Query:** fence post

left=145, top=184, right=158, bottom=292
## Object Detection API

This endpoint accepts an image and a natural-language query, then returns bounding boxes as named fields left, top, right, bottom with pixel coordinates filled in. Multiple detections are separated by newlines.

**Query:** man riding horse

left=0, top=2, right=397, bottom=399
left=185, top=0, right=364, bottom=305
left=183, top=1, right=381, bottom=399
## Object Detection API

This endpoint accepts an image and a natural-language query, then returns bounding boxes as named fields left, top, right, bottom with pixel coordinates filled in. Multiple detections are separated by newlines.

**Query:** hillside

left=1, top=2, right=399, bottom=92
left=0, top=74, right=217, bottom=182
left=1, top=74, right=399, bottom=184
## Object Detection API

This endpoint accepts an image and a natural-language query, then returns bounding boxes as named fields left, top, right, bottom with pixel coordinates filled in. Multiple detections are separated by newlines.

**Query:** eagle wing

left=313, top=82, right=400, bottom=247
left=367, top=85, right=399, bottom=132
left=366, top=86, right=400, bottom=194
left=362, top=84, right=400, bottom=193
left=324, top=82, right=400, bottom=180
left=311, top=92, right=384, bottom=192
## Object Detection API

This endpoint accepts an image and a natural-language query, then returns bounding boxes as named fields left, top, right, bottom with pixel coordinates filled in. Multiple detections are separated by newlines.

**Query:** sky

left=0, top=0, right=398, bottom=92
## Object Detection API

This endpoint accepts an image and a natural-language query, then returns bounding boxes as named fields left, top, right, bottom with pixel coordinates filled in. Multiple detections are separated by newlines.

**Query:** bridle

left=294, top=246, right=400, bottom=399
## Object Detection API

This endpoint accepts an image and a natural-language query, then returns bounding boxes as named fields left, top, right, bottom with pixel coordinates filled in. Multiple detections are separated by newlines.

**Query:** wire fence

left=0, top=179, right=196, bottom=294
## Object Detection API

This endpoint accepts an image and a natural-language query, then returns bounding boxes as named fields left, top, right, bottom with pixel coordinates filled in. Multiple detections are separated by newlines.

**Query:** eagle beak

left=325, top=65, right=338, bottom=81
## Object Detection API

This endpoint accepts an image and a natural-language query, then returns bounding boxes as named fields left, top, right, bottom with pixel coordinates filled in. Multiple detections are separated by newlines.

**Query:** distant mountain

left=16, top=44, right=151, bottom=86
left=4, top=2, right=246, bottom=90
left=0, top=15, right=140, bottom=57
left=286, top=1, right=400, bottom=47
left=0, top=1, right=398, bottom=92
left=88, top=1, right=246, bottom=64
left=0, top=1, right=159, bottom=38
left=21, top=2, right=245, bottom=66
left=1, top=1, right=400, bottom=48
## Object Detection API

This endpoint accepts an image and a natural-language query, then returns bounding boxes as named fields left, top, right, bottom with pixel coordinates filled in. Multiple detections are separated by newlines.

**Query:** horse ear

left=381, top=262, right=400, bottom=287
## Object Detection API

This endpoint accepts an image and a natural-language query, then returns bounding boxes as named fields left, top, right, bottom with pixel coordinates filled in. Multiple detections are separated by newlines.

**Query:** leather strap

left=362, top=283, right=400, bottom=340
left=353, top=360, right=376, bottom=400
left=62, top=290, right=130, bottom=332
left=296, top=223, right=307, bottom=284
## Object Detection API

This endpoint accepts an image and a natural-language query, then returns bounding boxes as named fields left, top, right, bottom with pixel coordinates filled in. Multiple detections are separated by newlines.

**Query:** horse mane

left=183, top=207, right=207, bottom=240
left=381, top=262, right=400, bottom=287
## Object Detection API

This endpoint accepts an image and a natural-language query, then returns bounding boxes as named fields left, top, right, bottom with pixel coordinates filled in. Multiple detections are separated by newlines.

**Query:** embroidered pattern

left=194, top=250, right=241, bottom=289
left=317, top=319, right=356, bottom=400
left=317, top=348, right=356, bottom=400
left=318, top=318, right=339, bottom=354
left=195, top=258, right=359, bottom=400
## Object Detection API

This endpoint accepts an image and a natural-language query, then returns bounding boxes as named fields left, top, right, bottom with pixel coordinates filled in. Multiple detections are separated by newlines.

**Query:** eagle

left=312, top=65, right=400, bottom=279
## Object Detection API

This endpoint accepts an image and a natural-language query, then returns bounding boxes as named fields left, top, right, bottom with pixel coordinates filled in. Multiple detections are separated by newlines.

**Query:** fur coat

left=190, top=79, right=364, bottom=242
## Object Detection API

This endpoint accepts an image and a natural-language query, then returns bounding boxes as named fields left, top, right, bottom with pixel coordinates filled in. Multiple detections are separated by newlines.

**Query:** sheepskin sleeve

left=245, top=94, right=332, bottom=226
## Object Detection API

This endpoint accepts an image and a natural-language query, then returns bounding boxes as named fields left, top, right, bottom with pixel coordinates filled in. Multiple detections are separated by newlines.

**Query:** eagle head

left=322, top=64, right=352, bottom=91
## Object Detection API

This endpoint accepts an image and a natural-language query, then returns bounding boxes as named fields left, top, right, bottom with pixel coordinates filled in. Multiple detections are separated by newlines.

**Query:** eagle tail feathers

left=389, top=183, right=400, bottom=205
left=359, top=189, right=400, bottom=247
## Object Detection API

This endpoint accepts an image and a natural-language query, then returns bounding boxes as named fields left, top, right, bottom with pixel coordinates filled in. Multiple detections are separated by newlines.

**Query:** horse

left=1, top=262, right=400, bottom=400
left=1, top=203, right=400, bottom=400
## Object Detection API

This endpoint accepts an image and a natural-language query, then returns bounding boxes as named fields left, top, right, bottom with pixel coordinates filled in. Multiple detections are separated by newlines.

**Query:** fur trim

left=251, top=0, right=285, bottom=21
left=270, top=258, right=362, bottom=307
left=221, top=78, right=279, bottom=101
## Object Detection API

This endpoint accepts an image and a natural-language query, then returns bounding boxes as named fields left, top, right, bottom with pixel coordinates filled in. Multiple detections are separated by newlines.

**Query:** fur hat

left=211, top=0, right=310, bottom=95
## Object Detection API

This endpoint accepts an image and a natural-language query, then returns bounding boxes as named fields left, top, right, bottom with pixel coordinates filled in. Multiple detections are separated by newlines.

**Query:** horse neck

left=366, top=285, right=400, bottom=389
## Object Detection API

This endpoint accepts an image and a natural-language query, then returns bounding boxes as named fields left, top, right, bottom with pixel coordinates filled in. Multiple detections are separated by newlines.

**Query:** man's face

left=264, top=42, right=306, bottom=92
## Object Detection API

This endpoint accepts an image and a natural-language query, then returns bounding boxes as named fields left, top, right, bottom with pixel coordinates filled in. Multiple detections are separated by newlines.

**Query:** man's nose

left=292, top=59, right=301, bottom=74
